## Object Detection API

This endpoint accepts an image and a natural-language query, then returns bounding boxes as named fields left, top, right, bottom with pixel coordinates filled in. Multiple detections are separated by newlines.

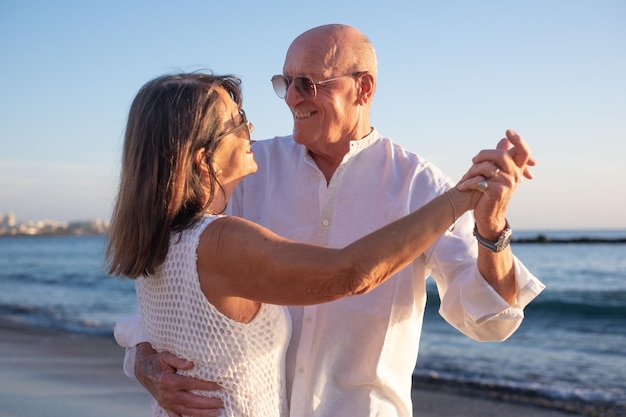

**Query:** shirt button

left=299, top=367, right=305, bottom=374
left=322, top=220, right=330, bottom=226
left=306, top=317, right=312, bottom=323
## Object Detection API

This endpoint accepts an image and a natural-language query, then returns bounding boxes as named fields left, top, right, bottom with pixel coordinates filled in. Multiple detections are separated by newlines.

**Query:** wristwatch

left=473, top=221, right=512, bottom=253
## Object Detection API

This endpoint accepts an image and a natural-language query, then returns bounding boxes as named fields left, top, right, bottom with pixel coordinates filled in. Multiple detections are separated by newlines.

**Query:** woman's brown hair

left=106, top=73, right=242, bottom=278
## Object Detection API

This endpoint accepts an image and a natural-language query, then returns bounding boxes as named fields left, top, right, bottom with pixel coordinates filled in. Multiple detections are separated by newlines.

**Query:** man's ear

left=356, top=72, right=375, bottom=104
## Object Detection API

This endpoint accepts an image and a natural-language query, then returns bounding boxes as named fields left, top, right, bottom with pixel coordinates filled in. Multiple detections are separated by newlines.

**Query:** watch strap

left=473, top=221, right=512, bottom=253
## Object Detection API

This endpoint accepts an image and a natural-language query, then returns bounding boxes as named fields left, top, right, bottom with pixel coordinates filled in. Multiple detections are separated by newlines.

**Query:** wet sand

left=0, top=321, right=587, bottom=417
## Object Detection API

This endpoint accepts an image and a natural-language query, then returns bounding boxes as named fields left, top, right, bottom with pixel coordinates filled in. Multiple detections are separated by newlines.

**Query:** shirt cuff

left=114, top=314, right=148, bottom=347
left=460, top=255, right=545, bottom=333
left=114, top=314, right=149, bottom=379
left=122, top=347, right=137, bottom=379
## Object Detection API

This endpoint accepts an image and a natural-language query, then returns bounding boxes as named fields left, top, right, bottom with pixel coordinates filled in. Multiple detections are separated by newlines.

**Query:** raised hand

left=456, top=129, right=535, bottom=236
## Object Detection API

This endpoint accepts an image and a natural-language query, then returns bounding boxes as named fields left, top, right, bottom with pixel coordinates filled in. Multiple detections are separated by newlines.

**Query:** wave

left=529, top=296, right=626, bottom=317
left=412, top=372, right=626, bottom=417
left=426, top=286, right=626, bottom=316
left=0, top=303, right=115, bottom=336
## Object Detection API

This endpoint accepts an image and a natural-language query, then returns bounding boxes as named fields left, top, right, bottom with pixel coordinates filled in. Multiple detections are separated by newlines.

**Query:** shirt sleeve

left=113, top=313, right=148, bottom=378
left=427, top=212, right=546, bottom=342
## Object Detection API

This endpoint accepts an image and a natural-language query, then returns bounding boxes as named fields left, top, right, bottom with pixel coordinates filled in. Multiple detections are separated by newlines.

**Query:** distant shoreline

left=2, top=232, right=626, bottom=243
left=0, top=231, right=106, bottom=238
left=512, top=235, right=626, bottom=244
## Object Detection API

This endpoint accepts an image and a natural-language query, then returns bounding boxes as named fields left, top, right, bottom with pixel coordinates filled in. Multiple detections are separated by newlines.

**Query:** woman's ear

left=195, top=147, right=222, bottom=177
left=194, top=148, right=209, bottom=173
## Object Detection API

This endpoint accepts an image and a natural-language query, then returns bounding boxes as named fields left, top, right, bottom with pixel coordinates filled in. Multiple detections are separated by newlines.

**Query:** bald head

left=281, top=24, right=377, bottom=154
left=284, top=24, right=377, bottom=79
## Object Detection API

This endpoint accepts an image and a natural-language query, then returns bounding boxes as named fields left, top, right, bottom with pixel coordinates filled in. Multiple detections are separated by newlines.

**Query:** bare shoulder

left=197, top=215, right=285, bottom=278
left=197, top=216, right=263, bottom=322
left=202, top=215, right=286, bottom=246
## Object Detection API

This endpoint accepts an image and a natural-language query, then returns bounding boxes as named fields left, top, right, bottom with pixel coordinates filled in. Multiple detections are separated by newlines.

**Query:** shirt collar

left=298, top=128, right=382, bottom=162
left=348, top=128, right=380, bottom=155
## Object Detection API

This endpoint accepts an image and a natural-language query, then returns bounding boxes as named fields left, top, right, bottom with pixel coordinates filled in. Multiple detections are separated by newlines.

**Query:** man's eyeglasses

left=215, top=109, right=253, bottom=140
left=270, top=72, right=364, bottom=99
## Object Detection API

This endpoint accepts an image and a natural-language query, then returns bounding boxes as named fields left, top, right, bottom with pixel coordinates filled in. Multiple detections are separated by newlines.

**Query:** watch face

left=498, top=228, right=513, bottom=251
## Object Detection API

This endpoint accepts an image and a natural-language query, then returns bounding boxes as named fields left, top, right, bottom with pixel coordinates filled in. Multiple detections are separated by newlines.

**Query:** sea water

left=0, top=231, right=624, bottom=413
left=418, top=231, right=626, bottom=413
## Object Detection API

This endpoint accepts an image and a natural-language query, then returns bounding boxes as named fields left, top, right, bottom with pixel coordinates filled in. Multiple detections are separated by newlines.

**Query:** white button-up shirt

left=228, top=130, right=544, bottom=417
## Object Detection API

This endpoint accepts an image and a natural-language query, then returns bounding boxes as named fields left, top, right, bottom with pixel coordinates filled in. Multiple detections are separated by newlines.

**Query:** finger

left=471, top=148, right=511, bottom=169
left=171, top=403, right=221, bottom=417
left=520, top=155, right=536, bottom=180
left=187, top=379, right=222, bottom=392
left=174, top=392, right=224, bottom=409
left=501, top=130, right=537, bottom=182
left=463, top=160, right=503, bottom=182
left=168, top=395, right=223, bottom=417
left=160, top=351, right=194, bottom=371
left=161, top=388, right=223, bottom=417
left=162, top=373, right=221, bottom=394
left=505, top=129, right=532, bottom=167
left=457, top=175, right=489, bottom=192
left=177, top=407, right=220, bottom=417
left=507, top=130, right=535, bottom=179
left=506, top=129, right=524, bottom=147
left=522, top=166, right=534, bottom=180
left=496, top=137, right=511, bottom=152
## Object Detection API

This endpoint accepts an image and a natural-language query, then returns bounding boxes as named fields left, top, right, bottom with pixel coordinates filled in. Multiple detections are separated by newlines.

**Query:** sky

left=1, top=0, right=624, bottom=230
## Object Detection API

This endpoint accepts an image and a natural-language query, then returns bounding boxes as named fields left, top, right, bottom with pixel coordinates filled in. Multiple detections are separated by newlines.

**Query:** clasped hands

left=457, top=129, right=535, bottom=239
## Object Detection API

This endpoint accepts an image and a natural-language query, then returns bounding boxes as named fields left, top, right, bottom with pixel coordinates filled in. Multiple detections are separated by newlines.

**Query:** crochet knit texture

left=136, top=215, right=291, bottom=417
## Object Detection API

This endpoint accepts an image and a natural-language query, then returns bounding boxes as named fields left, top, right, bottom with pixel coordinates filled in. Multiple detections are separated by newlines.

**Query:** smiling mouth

left=294, top=110, right=315, bottom=119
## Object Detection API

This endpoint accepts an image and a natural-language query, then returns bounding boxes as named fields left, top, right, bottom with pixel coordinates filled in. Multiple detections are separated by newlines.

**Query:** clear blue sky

left=1, top=0, right=624, bottom=230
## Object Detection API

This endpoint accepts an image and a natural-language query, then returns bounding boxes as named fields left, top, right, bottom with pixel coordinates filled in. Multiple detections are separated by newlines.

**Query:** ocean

left=0, top=231, right=624, bottom=416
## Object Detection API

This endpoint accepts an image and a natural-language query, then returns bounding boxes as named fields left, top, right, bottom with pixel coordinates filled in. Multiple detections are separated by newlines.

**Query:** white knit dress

left=136, top=215, right=291, bottom=417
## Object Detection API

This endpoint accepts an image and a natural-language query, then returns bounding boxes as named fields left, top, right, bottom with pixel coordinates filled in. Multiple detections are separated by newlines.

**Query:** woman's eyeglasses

left=216, top=109, right=253, bottom=140
left=270, top=72, right=364, bottom=99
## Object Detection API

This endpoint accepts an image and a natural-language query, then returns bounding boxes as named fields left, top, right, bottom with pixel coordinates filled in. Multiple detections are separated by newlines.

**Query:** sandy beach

left=0, top=321, right=586, bottom=417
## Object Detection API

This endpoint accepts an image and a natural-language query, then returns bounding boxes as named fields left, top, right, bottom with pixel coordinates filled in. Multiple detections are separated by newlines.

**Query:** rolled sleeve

left=114, top=314, right=149, bottom=378
left=447, top=255, right=545, bottom=341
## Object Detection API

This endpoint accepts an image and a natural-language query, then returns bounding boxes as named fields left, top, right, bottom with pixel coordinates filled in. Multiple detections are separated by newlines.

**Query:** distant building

left=0, top=212, right=108, bottom=236
left=0, top=212, right=17, bottom=232
left=67, top=219, right=108, bottom=235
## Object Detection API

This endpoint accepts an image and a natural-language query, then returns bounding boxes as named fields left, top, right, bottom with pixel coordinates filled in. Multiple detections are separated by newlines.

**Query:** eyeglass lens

left=294, top=77, right=315, bottom=97
left=272, top=76, right=317, bottom=99
left=216, top=109, right=250, bottom=139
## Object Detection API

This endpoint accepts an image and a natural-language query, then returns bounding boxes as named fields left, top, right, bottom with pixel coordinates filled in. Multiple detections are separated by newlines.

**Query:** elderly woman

left=106, top=72, right=482, bottom=417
